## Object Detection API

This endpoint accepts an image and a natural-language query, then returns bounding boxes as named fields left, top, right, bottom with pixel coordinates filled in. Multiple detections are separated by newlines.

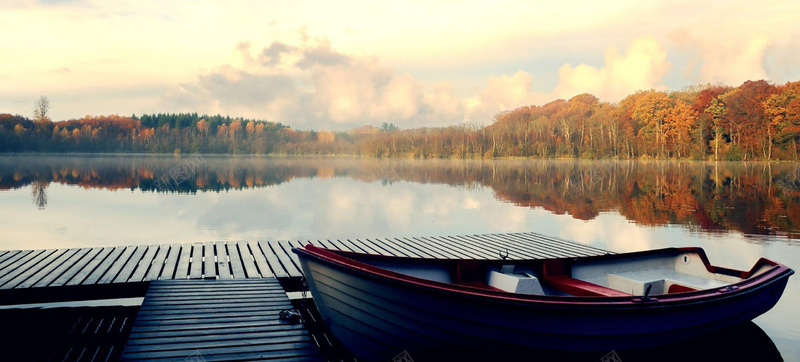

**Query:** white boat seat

left=488, top=270, right=545, bottom=295
left=607, top=269, right=729, bottom=295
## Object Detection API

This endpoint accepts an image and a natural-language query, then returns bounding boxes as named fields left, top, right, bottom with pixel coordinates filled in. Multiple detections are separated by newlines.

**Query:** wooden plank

left=124, top=326, right=307, bottom=345
left=1, top=249, right=67, bottom=289
left=122, top=279, right=322, bottom=361
left=95, top=246, right=135, bottom=284
left=67, top=247, right=114, bottom=286
left=203, top=241, right=216, bottom=278
left=483, top=233, right=570, bottom=258
left=438, top=235, right=497, bottom=259
left=257, top=241, right=287, bottom=279
left=412, top=236, right=467, bottom=259
left=112, top=245, right=148, bottom=283
left=189, top=242, right=203, bottom=279
left=396, top=237, right=444, bottom=258
left=248, top=241, right=273, bottom=278
left=160, top=243, right=182, bottom=280
left=0, top=249, right=41, bottom=276
left=476, top=233, right=562, bottom=259
left=144, top=244, right=170, bottom=281
left=214, top=242, right=231, bottom=279
left=35, top=247, right=93, bottom=287
left=0, top=250, right=20, bottom=267
left=387, top=237, right=437, bottom=258
left=360, top=238, right=403, bottom=256
left=122, top=341, right=317, bottom=360
left=284, top=240, right=306, bottom=272
left=0, top=249, right=56, bottom=288
left=270, top=241, right=302, bottom=278
left=15, top=248, right=82, bottom=289
left=340, top=238, right=371, bottom=253
left=313, top=239, right=341, bottom=250
left=226, top=241, right=246, bottom=279
left=374, top=237, right=425, bottom=258
left=173, top=244, right=191, bottom=279
left=122, top=331, right=310, bottom=351
left=128, top=245, right=159, bottom=282
left=324, top=238, right=354, bottom=251
left=237, top=241, right=260, bottom=278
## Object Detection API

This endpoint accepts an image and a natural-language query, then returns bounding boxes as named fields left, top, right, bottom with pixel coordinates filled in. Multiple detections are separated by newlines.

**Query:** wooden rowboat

left=293, top=245, right=793, bottom=361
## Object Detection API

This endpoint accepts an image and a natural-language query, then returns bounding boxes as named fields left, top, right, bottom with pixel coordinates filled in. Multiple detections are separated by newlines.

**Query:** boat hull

left=296, top=249, right=792, bottom=362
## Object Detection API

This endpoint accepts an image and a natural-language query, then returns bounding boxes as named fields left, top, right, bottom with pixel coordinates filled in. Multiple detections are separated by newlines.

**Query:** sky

left=1, top=0, right=799, bottom=130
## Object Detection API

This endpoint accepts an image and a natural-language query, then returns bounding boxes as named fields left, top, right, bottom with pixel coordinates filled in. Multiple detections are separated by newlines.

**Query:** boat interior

left=360, top=249, right=776, bottom=297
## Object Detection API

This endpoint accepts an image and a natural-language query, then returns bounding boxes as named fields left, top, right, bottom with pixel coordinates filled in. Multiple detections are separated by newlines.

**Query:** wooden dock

left=0, top=233, right=613, bottom=360
left=0, top=232, right=611, bottom=304
left=121, top=279, right=323, bottom=361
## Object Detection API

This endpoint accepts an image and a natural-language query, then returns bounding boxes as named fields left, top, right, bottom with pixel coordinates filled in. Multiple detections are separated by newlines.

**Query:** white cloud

left=553, top=37, right=671, bottom=102
left=673, top=32, right=772, bottom=85
left=161, top=36, right=470, bottom=129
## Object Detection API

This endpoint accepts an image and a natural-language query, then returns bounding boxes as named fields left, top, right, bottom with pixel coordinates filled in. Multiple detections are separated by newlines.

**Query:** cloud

left=672, top=32, right=772, bottom=85
left=162, top=36, right=470, bottom=129
left=163, top=35, right=679, bottom=128
left=552, top=37, right=671, bottom=102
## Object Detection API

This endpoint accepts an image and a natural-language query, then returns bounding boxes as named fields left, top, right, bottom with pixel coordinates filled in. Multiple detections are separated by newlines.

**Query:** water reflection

left=425, top=321, right=781, bottom=362
left=3, top=155, right=800, bottom=239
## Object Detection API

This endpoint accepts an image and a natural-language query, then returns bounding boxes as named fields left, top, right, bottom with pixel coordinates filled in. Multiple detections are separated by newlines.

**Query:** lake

left=1, top=154, right=799, bottom=359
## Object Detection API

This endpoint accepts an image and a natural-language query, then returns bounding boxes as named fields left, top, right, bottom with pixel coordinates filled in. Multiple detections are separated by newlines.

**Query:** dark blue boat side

left=294, top=245, right=793, bottom=362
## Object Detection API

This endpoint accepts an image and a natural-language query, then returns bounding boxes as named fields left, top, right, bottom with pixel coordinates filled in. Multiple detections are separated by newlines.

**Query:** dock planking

left=121, top=278, right=323, bottom=361
left=0, top=232, right=612, bottom=294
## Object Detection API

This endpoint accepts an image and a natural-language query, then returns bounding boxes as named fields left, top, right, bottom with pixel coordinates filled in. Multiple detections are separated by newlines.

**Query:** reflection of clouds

left=461, top=196, right=480, bottom=210
left=555, top=213, right=652, bottom=252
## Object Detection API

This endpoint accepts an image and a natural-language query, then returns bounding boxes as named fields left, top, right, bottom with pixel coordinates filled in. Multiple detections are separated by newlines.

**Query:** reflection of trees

left=31, top=181, right=47, bottom=209
left=2, top=156, right=800, bottom=238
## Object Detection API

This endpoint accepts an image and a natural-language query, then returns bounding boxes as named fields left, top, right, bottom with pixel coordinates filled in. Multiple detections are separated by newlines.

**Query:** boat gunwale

left=294, top=245, right=794, bottom=307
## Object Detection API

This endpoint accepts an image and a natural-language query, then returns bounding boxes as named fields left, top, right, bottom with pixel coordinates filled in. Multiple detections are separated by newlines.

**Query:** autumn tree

left=765, top=81, right=800, bottom=158
left=665, top=100, right=696, bottom=158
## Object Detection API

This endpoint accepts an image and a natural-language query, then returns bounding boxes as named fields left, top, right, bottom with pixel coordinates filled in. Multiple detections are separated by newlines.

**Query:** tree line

left=2, top=79, right=799, bottom=160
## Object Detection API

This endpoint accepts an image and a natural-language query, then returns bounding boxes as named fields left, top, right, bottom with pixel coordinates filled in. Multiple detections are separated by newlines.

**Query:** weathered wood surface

left=121, top=278, right=323, bottom=361
left=0, top=232, right=611, bottom=290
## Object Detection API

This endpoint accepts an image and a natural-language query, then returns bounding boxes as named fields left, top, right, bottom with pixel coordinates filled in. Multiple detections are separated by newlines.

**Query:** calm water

left=1, top=154, right=799, bottom=359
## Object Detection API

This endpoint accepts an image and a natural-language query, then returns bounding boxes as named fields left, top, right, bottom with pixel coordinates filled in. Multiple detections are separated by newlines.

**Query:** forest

left=2, top=79, right=799, bottom=160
